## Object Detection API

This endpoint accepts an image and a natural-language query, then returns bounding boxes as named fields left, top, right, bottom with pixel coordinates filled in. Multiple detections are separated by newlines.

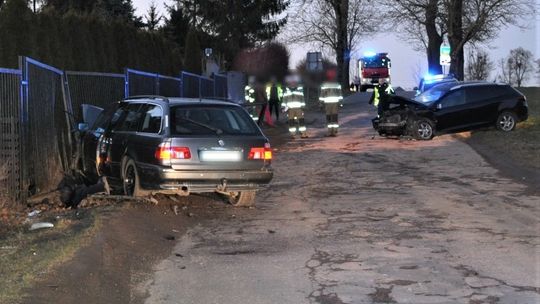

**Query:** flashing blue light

left=423, top=74, right=445, bottom=84
left=363, top=51, right=377, bottom=58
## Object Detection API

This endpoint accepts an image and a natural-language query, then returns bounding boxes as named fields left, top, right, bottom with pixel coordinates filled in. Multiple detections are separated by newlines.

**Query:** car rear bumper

left=138, top=164, right=273, bottom=193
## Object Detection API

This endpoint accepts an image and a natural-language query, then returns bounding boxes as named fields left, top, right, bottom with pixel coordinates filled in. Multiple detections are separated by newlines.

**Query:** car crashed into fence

left=78, top=96, right=273, bottom=207
left=373, top=82, right=529, bottom=140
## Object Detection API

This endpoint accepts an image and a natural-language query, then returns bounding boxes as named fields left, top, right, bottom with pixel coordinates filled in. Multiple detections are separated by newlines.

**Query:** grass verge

left=0, top=209, right=100, bottom=303
left=467, top=87, right=540, bottom=170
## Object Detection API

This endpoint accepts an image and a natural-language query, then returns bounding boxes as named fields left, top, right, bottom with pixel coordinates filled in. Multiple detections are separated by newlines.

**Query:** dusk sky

left=134, top=0, right=540, bottom=88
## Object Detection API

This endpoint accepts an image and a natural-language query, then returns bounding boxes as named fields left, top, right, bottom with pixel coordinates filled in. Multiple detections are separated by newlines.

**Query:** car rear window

left=170, top=105, right=260, bottom=136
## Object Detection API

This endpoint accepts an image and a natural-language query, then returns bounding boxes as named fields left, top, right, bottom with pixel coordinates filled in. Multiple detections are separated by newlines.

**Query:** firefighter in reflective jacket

left=266, top=78, right=283, bottom=121
left=244, top=76, right=258, bottom=122
left=320, top=82, right=343, bottom=136
left=369, top=79, right=395, bottom=117
left=283, top=76, right=308, bottom=138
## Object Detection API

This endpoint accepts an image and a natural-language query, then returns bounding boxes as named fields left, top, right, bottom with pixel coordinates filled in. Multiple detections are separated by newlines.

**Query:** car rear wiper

left=178, top=116, right=223, bottom=135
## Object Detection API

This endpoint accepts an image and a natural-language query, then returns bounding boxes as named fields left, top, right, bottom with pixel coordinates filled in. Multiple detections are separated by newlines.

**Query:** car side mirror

left=78, top=123, right=89, bottom=132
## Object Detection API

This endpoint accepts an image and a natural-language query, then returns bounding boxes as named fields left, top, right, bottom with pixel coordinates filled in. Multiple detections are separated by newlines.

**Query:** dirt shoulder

left=460, top=87, right=539, bottom=194
left=18, top=120, right=291, bottom=304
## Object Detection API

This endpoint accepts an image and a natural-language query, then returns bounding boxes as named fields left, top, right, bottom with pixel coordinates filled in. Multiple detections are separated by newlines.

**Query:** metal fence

left=157, top=74, right=182, bottom=97
left=66, top=71, right=125, bottom=123
left=181, top=71, right=201, bottom=98
left=200, top=76, right=215, bottom=98
left=0, top=68, right=24, bottom=204
left=22, top=57, right=72, bottom=196
left=213, top=74, right=228, bottom=99
left=125, top=68, right=159, bottom=97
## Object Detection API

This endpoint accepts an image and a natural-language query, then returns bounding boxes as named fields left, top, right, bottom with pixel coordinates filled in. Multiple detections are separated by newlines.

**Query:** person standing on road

left=320, top=79, right=342, bottom=137
left=266, top=78, right=283, bottom=122
left=369, top=78, right=395, bottom=117
left=353, top=76, right=361, bottom=92
left=283, top=75, right=308, bottom=138
left=244, top=76, right=258, bottom=122
left=256, top=81, right=270, bottom=126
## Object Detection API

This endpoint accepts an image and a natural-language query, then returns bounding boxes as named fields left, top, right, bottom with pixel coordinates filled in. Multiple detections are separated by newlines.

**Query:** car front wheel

left=413, top=118, right=434, bottom=140
left=228, top=191, right=256, bottom=207
left=496, top=111, right=517, bottom=132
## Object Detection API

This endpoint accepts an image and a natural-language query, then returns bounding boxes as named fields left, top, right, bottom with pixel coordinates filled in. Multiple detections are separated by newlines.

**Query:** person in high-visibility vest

left=369, top=79, right=395, bottom=117
left=266, top=78, right=283, bottom=122
left=244, top=76, right=258, bottom=122
left=319, top=82, right=342, bottom=136
left=283, top=75, right=308, bottom=138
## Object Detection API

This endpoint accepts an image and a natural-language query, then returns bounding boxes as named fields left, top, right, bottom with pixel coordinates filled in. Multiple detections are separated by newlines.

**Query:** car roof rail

left=125, top=95, right=170, bottom=103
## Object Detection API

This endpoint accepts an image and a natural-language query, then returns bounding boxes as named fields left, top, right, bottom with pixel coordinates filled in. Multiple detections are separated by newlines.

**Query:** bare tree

left=510, top=47, right=533, bottom=87
left=535, top=58, right=540, bottom=78
left=498, top=48, right=534, bottom=87
left=465, top=47, right=493, bottom=80
left=444, top=0, right=534, bottom=80
left=498, top=57, right=514, bottom=85
left=383, top=0, right=445, bottom=75
left=285, top=0, right=379, bottom=92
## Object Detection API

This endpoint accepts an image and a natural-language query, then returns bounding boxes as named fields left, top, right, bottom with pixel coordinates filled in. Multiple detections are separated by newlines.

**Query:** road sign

left=307, top=52, right=323, bottom=71
left=440, top=45, right=451, bottom=66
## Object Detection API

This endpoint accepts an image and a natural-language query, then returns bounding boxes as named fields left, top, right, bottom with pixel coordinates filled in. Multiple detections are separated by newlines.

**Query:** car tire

left=413, top=118, right=434, bottom=140
left=122, top=158, right=142, bottom=197
left=496, top=111, right=517, bottom=132
left=228, top=191, right=256, bottom=207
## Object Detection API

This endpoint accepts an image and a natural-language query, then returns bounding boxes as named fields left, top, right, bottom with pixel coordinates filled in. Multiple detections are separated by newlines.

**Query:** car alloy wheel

left=498, top=113, right=516, bottom=132
left=416, top=121, right=433, bottom=140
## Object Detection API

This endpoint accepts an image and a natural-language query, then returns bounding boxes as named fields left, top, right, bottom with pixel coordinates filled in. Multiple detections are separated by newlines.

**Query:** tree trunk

left=425, top=0, right=443, bottom=74
left=332, top=0, right=349, bottom=94
left=447, top=0, right=464, bottom=80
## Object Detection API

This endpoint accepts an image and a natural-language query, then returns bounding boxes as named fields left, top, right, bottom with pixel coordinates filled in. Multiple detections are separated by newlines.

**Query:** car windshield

left=170, top=105, right=259, bottom=136
left=414, top=83, right=455, bottom=104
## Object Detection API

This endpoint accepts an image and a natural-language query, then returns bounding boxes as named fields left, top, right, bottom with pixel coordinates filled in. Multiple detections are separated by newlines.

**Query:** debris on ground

left=29, top=222, right=54, bottom=231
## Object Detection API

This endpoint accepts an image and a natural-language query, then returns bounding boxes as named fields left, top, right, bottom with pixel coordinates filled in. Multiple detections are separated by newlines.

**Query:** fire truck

left=358, top=52, right=391, bottom=92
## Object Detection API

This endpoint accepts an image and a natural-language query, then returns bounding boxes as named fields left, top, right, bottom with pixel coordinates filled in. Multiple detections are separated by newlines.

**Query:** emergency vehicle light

left=363, top=51, right=377, bottom=58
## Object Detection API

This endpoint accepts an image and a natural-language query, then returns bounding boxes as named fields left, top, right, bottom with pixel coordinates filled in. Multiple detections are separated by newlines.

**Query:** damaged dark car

left=372, top=82, right=529, bottom=140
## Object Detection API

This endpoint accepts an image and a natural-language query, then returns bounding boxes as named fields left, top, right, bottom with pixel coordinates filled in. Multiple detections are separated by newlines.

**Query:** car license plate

left=199, top=150, right=242, bottom=162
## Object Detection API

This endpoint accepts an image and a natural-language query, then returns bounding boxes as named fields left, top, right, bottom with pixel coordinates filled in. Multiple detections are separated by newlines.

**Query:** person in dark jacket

left=369, top=79, right=395, bottom=117
left=58, top=175, right=110, bottom=208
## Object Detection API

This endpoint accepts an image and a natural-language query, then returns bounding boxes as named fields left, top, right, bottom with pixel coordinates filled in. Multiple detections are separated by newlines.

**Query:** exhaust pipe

left=178, top=185, right=190, bottom=196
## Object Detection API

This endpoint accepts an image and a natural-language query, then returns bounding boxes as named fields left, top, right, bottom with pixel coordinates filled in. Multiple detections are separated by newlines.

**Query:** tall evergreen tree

left=183, top=29, right=202, bottom=74
left=170, top=0, right=288, bottom=67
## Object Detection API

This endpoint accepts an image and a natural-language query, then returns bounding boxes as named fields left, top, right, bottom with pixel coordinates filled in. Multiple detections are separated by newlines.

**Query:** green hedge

left=0, top=0, right=182, bottom=74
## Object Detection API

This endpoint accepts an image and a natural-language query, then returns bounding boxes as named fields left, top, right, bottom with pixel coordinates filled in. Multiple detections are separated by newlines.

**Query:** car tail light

left=248, top=143, right=272, bottom=160
left=155, top=142, right=191, bottom=160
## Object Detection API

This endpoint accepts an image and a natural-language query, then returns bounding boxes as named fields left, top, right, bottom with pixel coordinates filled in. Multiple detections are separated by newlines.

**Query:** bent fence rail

left=0, top=57, right=233, bottom=205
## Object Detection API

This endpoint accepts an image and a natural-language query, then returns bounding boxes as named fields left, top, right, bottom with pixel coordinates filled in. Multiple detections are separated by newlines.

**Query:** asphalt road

left=139, top=93, right=540, bottom=304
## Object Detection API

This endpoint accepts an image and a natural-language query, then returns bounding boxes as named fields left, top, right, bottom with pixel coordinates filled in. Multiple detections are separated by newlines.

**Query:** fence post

left=156, top=74, right=160, bottom=95
left=124, top=68, right=129, bottom=98
left=18, top=56, right=29, bottom=201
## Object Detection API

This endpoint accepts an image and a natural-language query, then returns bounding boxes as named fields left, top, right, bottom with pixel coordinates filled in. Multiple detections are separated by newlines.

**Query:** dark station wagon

left=79, top=96, right=273, bottom=206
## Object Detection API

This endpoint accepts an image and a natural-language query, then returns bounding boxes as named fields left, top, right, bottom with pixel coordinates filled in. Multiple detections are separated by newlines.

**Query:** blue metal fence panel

left=181, top=71, right=201, bottom=98
left=200, top=77, right=215, bottom=98
left=66, top=71, right=125, bottom=123
left=22, top=57, right=71, bottom=196
left=213, top=74, right=228, bottom=99
left=158, top=75, right=182, bottom=97
left=126, top=68, right=159, bottom=97
left=0, top=68, right=24, bottom=204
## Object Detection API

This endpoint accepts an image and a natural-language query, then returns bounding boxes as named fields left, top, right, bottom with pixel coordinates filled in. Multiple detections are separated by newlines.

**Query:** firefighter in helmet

left=369, top=78, right=395, bottom=117
left=319, top=72, right=343, bottom=136
left=244, top=76, right=258, bottom=122
left=283, top=75, right=308, bottom=138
